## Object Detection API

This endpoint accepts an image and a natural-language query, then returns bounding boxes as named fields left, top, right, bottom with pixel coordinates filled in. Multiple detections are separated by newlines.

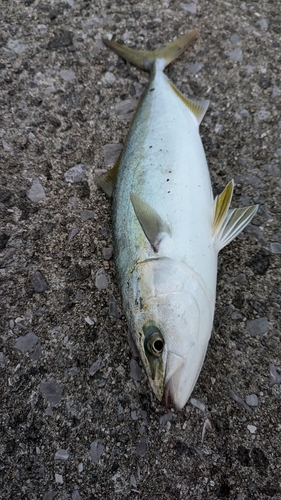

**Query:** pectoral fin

left=130, top=192, right=170, bottom=252
left=213, top=180, right=258, bottom=251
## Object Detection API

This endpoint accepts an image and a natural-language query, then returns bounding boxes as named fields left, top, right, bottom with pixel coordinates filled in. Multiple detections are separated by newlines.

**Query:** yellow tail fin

left=102, top=29, right=198, bottom=72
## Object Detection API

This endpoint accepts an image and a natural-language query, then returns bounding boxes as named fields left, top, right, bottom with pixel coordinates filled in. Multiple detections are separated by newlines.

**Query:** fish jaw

left=164, top=345, right=209, bottom=410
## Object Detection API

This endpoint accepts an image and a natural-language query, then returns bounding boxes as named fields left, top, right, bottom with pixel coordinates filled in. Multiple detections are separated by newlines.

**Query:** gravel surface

left=1, top=0, right=281, bottom=499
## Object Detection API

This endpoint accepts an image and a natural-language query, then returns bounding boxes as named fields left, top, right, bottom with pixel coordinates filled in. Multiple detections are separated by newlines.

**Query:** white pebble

left=247, top=425, right=257, bottom=434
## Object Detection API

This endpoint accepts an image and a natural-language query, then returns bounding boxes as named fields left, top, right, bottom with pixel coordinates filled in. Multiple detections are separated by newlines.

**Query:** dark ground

left=0, top=0, right=281, bottom=499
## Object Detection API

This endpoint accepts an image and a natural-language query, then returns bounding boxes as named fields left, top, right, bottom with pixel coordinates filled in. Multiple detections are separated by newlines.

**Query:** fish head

left=129, top=257, right=214, bottom=409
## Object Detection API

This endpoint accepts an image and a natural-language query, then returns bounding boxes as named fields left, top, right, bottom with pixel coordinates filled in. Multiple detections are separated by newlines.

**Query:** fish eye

left=143, top=325, right=164, bottom=357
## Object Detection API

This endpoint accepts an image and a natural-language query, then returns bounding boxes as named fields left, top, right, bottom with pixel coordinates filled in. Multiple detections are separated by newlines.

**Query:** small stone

left=272, top=85, right=281, bottom=98
left=7, top=39, right=28, bottom=54
left=247, top=425, right=257, bottom=434
left=28, top=132, right=36, bottom=141
left=27, top=178, right=45, bottom=202
left=90, top=441, right=104, bottom=464
left=95, top=268, right=108, bottom=290
left=75, top=290, right=83, bottom=301
left=55, top=449, right=69, bottom=460
left=270, top=242, right=281, bottom=254
left=159, top=412, right=173, bottom=425
left=190, top=398, right=206, bottom=412
left=246, top=317, right=269, bottom=337
left=135, top=436, right=147, bottom=457
left=245, top=394, right=259, bottom=407
left=40, top=381, right=63, bottom=405
left=55, top=473, right=63, bottom=484
left=244, top=64, right=255, bottom=74
left=69, top=366, right=79, bottom=376
left=187, top=62, right=204, bottom=75
left=78, top=463, right=83, bottom=473
left=68, top=227, right=79, bottom=243
left=32, top=344, right=42, bottom=361
left=116, top=99, right=138, bottom=121
left=180, top=2, right=197, bottom=14
left=257, top=18, right=268, bottom=29
left=255, top=108, right=271, bottom=121
left=108, top=294, right=119, bottom=318
left=229, top=389, right=252, bottom=413
left=85, top=316, right=95, bottom=326
left=130, top=474, right=137, bottom=488
left=89, top=359, right=102, bottom=376
left=239, top=109, right=250, bottom=118
left=72, top=490, right=81, bottom=500
left=262, top=164, right=280, bottom=177
left=230, top=34, right=240, bottom=45
left=228, top=48, right=243, bottom=62
left=214, top=123, right=223, bottom=133
left=64, top=164, right=87, bottom=183
left=14, top=331, right=38, bottom=353
left=103, top=143, right=122, bottom=165
left=80, top=210, right=96, bottom=221
left=269, top=363, right=281, bottom=386
left=104, top=71, right=116, bottom=84
left=102, top=247, right=113, bottom=260
left=2, top=139, right=11, bottom=151
left=59, top=69, right=76, bottom=82
left=129, top=359, right=142, bottom=381
left=30, top=271, right=49, bottom=292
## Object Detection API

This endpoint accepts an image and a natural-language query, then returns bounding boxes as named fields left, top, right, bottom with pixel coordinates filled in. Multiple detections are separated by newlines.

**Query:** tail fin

left=102, top=29, right=198, bottom=72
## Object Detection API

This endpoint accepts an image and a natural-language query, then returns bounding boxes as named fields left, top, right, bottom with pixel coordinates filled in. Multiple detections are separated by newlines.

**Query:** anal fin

left=130, top=192, right=170, bottom=252
left=97, top=153, right=121, bottom=197
left=216, top=205, right=259, bottom=251
left=213, top=180, right=258, bottom=251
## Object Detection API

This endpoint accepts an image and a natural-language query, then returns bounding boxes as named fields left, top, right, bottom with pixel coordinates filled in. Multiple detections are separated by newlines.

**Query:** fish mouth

left=164, top=352, right=186, bottom=410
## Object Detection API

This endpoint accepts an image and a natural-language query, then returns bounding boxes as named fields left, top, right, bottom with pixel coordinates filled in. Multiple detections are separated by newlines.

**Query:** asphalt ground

left=0, top=0, right=280, bottom=498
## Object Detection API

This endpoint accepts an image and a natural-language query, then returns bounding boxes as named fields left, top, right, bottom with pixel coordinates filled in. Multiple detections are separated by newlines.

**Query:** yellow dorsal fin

left=169, top=81, right=209, bottom=124
left=97, top=153, right=121, bottom=197
left=102, top=30, right=198, bottom=72
left=212, top=180, right=234, bottom=236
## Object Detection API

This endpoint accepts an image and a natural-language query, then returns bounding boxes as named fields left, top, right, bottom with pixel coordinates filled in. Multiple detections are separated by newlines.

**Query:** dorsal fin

left=169, top=81, right=209, bottom=124
left=130, top=192, right=170, bottom=252
left=102, top=30, right=198, bottom=73
left=213, top=180, right=259, bottom=251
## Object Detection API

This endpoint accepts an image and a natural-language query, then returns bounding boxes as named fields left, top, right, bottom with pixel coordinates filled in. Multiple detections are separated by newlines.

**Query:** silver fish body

left=99, top=32, right=258, bottom=409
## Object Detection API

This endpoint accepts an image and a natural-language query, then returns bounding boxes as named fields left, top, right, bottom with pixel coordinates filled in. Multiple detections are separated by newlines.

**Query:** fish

left=98, top=30, right=258, bottom=410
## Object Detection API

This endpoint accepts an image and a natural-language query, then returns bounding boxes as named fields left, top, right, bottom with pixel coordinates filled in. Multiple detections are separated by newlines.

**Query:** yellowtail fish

left=98, top=30, right=258, bottom=410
